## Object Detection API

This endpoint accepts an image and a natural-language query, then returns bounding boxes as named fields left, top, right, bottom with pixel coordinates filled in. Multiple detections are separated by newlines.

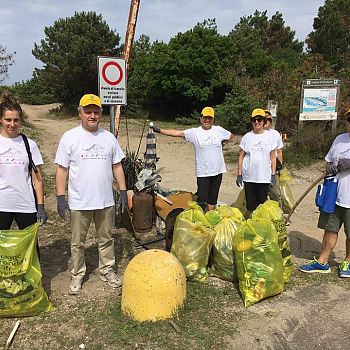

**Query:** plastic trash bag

left=171, top=202, right=216, bottom=282
left=210, top=206, right=245, bottom=281
left=252, top=200, right=294, bottom=283
left=233, top=219, right=284, bottom=307
left=279, top=168, right=295, bottom=214
left=0, top=223, right=54, bottom=317
left=232, top=189, right=248, bottom=218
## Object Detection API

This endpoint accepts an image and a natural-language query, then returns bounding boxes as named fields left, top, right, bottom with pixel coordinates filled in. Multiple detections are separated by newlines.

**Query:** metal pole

left=114, top=0, right=141, bottom=137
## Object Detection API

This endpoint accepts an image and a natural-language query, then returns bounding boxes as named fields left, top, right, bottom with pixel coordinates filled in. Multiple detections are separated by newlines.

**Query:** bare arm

left=32, top=165, right=44, bottom=205
left=222, top=133, right=235, bottom=146
left=237, top=149, right=245, bottom=176
left=277, top=148, right=283, bottom=165
left=159, top=129, right=185, bottom=138
left=270, top=151, right=277, bottom=175
left=112, top=162, right=127, bottom=190
left=56, top=165, right=68, bottom=196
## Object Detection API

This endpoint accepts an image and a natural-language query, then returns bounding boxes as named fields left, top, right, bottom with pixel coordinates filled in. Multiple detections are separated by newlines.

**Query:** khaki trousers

left=70, top=206, right=115, bottom=277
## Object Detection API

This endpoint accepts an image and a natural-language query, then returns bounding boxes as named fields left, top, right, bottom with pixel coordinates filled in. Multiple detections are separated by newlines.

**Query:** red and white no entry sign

left=98, top=56, right=127, bottom=105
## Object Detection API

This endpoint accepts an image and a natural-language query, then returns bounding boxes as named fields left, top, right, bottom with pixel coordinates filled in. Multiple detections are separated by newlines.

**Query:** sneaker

left=100, top=270, right=123, bottom=288
left=299, top=257, right=331, bottom=273
left=339, top=260, right=350, bottom=278
left=69, top=275, right=84, bottom=295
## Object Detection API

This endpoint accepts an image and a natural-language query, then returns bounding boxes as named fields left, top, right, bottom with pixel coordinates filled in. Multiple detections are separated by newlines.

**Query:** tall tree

left=306, top=0, right=350, bottom=70
left=32, top=12, right=120, bottom=104
left=0, top=46, right=15, bottom=84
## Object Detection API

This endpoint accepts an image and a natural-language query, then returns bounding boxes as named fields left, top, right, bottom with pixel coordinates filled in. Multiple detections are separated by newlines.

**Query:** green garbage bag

left=171, top=202, right=216, bottom=282
left=210, top=206, right=245, bottom=281
left=252, top=200, right=294, bottom=283
left=0, top=223, right=54, bottom=317
left=233, top=219, right=284, bottom=307
left=279, top=168, right=295, bottom=214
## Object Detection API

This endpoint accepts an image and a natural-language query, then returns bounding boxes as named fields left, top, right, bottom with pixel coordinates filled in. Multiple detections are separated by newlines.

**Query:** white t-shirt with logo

left=184, top=125, right=231, bottom=177
left=55, top=126, right=125, bottom=210
left=267, top=128, right=283, bottom=150
left=239, top=130, right=277, bottom=183
left=0, top=135, right=43, bottom=213
left=325, top=132, right=350, bottom=208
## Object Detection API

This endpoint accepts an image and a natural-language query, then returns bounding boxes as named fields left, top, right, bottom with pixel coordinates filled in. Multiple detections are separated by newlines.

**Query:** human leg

left=255, top=183, right=270, bottom=207
left=207, top=174, right=223, bottom=211
left=14, top=212, right=37, bottom=229
left=339, top=208, right=350, bottom=277
left=0, top=212, right=15, bottom=230
left=196, top=177, right=210, bottom=211
left=244, top=182, right=259, bottom=212
left=94, top=206, right=122, bottom=288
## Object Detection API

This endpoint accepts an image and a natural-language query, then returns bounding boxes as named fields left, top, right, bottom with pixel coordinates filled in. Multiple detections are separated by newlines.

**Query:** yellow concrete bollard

left=121, top=249, right=186, bottom=322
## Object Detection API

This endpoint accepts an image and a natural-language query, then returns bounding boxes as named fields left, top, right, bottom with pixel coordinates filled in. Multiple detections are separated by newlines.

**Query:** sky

left=1, top=0, right=326, bottom=85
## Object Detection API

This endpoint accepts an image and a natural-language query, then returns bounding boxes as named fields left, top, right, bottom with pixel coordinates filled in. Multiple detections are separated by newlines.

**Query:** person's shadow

left=289, top=230, right=337, bottom=266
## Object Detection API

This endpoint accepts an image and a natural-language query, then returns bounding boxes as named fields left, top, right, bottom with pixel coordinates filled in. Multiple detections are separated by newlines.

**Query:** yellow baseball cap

left=79, top=94, right=102, bottom=108
left=264, top=109, right=272, bottom=116
left=251, top=108, right=266, bottom=118
left=201, top=107, right=215, bottom=118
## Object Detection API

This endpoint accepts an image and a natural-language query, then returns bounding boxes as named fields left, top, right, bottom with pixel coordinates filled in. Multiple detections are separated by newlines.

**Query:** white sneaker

left=100, top=270, right=122, bottom=288
left=69, top=276, right=84, bottom=295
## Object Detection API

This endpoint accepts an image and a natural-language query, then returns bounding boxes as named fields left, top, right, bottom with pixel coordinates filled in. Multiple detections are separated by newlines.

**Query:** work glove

left=37, top=204, right=48, bottom=224
left=120, top=190, right=128, bottom=212
left=150, top=122, right=161, bottom=133
left=270, top=174, right=276, bottom=185
left=236, top=175, right=243, bottom=188
left=337, top=158, right=350, bottom=172
left=57, top=195, right=69, bottom=219
left=325, top=163, right=338, bottom=175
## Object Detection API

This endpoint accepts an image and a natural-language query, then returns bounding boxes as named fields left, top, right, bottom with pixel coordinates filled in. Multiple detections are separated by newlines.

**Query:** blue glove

left=120, top=190, right=128, bottom=212
left=37, top=204, right=48, bottom=224
left=236, top=175, right=243, bottom=188
left=337, top=159, right=350, bottom=172
left=270, top=175, right=276, bottom=185
left=57, top=195, right=69, bottom=219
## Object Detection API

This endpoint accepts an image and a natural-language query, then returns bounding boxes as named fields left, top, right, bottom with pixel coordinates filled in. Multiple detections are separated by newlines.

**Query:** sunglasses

left=252, top=117, right=264, bottom=123
left=347, top=116, right=350, bottom=123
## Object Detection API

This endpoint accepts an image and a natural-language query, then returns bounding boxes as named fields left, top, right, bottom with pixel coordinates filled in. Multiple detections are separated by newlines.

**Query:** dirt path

left=5, top=104, right=347, bottom=350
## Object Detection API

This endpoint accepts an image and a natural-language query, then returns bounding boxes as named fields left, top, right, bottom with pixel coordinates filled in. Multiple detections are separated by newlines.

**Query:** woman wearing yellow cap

left=151, top=107, right=234, bottom=211
left=236, top=108, right=277, bottom=215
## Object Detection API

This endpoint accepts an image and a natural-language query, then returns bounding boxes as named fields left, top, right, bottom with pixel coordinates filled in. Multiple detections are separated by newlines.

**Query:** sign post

left=299, top=79, right=341, bottom=132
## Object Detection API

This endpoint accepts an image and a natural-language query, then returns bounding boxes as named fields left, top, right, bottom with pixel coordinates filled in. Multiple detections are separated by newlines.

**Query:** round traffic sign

left=101, top=61, right=123, bottom=86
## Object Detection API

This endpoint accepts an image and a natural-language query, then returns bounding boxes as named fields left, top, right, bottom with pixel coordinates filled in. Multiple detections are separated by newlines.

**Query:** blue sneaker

left=339, top=260, right=350, bottom=278
left=299, top=257, right=331, bottom=273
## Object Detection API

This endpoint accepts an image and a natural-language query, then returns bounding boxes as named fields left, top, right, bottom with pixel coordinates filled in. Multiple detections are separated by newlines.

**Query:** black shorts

left=0, top=212, right=37, bottom=230
left=196, top=173, right=223, bottom=206
left=244, top=182, right=270, bottom=212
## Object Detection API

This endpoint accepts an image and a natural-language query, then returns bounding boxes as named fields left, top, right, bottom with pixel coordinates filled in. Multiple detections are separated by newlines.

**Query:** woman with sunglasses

left=236, top=108, right=277, bottom=216
left=0, top=93, right=48, bottom=230
left=300, top=110, right=350, bottom=277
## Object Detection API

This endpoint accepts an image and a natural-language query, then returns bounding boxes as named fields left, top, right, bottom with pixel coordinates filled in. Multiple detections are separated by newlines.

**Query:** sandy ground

left=6, top=103, right=348, bottom=349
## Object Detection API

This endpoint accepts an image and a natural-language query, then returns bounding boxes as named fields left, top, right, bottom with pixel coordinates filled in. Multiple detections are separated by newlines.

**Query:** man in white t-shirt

left=300, top=110, right=350, bottom=277
left=264, top=110, right=284, bottom=205
left=55, top=94, right=127, bottom=295
left=151, top=107, right=234, bottom=211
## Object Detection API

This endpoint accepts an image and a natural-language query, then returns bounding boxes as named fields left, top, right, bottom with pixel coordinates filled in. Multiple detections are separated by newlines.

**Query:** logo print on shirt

left=0, top=147, right=25, bottom=165
left=80, top=144, right=108, bottom=160
left=251, top=141, right=269, bottom=152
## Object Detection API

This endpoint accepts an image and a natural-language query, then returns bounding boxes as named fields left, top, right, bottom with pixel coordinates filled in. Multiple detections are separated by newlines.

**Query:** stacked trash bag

left=170, top=200, right=293, bottom=307
left=0, top=224, right=54, bottom=317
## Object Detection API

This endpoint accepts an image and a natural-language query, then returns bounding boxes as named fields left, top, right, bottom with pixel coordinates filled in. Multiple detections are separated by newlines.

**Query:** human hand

left=325, top=163, right=337, bottom=175
left=37, top=204, right=48, bottom=224
left=57, top=195, right=69, bottom=219
left=150, top=122, right=160, bottom=133
left=337, top=159, right=350, bottom=172
left=270, top=174, right=276, bottom=185
left=120, top=190, right=128, bottom=212
left=236, top=175, right=243, bottom=188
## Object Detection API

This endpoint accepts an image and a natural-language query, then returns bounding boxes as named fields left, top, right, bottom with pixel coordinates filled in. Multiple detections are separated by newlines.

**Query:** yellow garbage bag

left=279, top=168, right=295, bottom=214
left=232, top=189, right=248, bottom=218
left=0, top=223, right=54, bottom=317
left=233, top=219, right=284, bottom=307
left=210, top=206, right=245, bottom=281
left=252, top=200, right=294, bottom=283
left=171, top=203, right=216, bottom=282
